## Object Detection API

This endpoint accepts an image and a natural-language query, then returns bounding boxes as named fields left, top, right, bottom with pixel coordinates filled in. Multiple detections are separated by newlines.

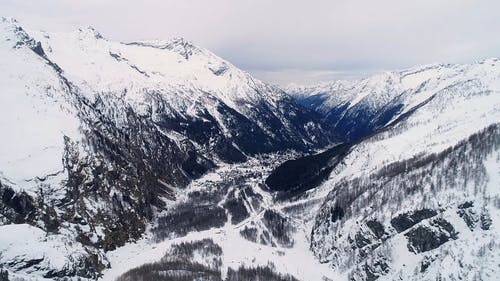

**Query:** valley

left=0, top=16, right=499, bottom=281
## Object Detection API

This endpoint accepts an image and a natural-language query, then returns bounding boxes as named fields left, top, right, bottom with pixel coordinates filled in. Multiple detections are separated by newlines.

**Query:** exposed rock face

left=0, top=269, right=8, bottom=281
left=405, top=218, right=458, bottom=253
left=390, top=209, right=438, bottom=233
left=0, top=184, right=37, bottom=225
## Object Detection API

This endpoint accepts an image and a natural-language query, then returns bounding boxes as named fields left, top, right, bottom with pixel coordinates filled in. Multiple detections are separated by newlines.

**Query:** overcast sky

left=3, top=0, right=500, bottom=85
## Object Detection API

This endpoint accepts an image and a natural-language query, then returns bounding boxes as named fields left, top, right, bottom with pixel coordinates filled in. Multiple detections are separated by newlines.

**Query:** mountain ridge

left=286, top=58, right=500, bottom=140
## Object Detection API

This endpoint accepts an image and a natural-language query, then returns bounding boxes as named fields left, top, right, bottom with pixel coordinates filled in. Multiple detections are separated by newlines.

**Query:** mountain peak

left=77, top=26, right=104, bottom=40
left=0, top=17, right=41, bottom=51
left=1, top=16, right=18, bottom=25
left=127, top=37, right=202, bottom=59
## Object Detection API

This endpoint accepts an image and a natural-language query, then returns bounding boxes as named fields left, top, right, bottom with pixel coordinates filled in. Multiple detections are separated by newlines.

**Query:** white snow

left=0, top=224, right=91, bottom=279
left=102, top=219, right=342, bottom=281
left=0, top=18, right=82, bottom=193
left=29, top=27, right=285, bottom=118
left=1, top=16, right=500, bottom=281
left=287, top=59, right=500, bottom=124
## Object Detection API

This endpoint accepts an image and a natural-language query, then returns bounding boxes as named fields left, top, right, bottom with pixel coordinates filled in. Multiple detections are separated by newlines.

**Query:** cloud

left=2, top=0, right=500, bottom=84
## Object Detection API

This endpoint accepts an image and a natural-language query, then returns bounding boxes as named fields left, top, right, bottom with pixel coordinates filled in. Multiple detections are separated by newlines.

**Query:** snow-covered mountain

left=287, top=60, right=500, bottom=141
left=33, top=24, right=335, bottom=158
left=1, top=16, right=499, bottom=281
left=288, top=60, right=500, bottom=280
left=242, top=59, right=500, bottom=280
left=0, top=17, right=334, bottom=279
left=1, top=16, right=335, bottom=191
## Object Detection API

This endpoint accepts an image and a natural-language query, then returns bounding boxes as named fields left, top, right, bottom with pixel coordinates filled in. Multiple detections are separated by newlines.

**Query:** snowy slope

left=287, top=60, right=500, bottom=140
left=301, top=60, right=500, bottom=280
left=0, top=224, right=107, bottom=279
left=324, top=59, right=500, bottom=181
left=0, top=18, right=82, bottom=194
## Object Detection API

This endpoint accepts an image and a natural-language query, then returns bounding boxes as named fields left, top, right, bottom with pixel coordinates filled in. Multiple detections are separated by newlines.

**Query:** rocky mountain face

left=0, top=17, right=334, bottom=279
left=0, top=17, right=499, bottom=281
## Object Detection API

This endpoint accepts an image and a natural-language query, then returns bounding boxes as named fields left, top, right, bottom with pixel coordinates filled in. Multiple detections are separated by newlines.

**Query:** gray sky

left=3, top=0, right=500, bottom=85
